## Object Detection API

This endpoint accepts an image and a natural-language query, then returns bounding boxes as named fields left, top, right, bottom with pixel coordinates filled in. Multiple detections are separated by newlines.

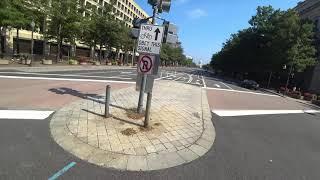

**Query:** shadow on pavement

left=81, top=109, right=143, bottom=127
left=48, top=87, right=104, bottom=104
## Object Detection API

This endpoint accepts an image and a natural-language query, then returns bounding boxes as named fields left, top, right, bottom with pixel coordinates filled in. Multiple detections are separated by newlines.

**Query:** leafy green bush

left=68, top=59, right=78, bottom=65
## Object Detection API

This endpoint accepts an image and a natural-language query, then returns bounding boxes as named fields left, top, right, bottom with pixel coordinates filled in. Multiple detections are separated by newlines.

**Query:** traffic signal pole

left=143, top=5, right=158, bottom=127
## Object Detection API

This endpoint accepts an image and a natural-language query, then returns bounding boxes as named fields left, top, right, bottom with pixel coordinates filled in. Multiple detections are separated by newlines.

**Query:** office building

left=1, top=0, right=149, bottom=59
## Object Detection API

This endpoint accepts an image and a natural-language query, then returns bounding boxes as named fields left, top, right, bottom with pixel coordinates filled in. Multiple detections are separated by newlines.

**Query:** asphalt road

left=1, top=112, right=320, bottom=179
left=1, top=67, right=320, bottom=179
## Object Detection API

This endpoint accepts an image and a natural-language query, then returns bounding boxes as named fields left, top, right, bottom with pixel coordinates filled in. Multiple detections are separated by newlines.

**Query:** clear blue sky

left=135, top=0, right=301, bottom=63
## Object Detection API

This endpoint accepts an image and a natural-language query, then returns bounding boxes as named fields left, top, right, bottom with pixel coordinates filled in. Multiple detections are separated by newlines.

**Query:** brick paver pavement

left=50, top=80, right=215, bottom=171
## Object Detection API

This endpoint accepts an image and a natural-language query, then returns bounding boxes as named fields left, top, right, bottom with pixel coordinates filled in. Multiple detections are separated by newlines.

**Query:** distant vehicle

left=240, top=80, right=259, bottom=90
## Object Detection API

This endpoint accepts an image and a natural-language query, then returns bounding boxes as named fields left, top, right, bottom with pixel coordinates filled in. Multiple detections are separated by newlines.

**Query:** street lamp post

left=29, top=20, right=35, bottom=67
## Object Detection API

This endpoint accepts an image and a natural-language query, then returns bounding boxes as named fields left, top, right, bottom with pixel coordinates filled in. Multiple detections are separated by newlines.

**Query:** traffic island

left=50, top=81, right=215, bottom=171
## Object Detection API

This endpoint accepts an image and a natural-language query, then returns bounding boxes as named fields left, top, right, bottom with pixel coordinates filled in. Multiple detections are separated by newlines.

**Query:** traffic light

left=148, top=0, right=171, bottom=13
left=132, top=18, right=149, bottom=28
left=158, top=0, right=171, bottom=13
left=148, top=0, right=158, bottom=6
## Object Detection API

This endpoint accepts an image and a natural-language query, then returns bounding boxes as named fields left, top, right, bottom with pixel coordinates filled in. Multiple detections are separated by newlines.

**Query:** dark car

left=240, top=80, right=259, bottom=90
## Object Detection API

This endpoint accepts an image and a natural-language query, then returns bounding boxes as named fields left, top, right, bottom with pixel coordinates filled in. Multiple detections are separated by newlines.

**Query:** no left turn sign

left=137, top=54, right=155, bottom=74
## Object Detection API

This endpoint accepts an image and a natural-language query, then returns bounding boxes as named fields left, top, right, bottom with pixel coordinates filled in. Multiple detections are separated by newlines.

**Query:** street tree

left=211, top=6, right=316, bottom=85
left=47, top=0, right=84, bottom=62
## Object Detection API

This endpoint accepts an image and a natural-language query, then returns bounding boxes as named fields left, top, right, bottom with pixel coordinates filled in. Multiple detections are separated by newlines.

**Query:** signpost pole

left=143, top=5, right=158, bottom=127
left=137, top=74, right=146, bottom=113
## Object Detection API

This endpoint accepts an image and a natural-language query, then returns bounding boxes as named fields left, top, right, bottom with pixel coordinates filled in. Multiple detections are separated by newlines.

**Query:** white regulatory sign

left=137, top=54, right=155, bottom=74
left=137, top=24, right=164, bottom=55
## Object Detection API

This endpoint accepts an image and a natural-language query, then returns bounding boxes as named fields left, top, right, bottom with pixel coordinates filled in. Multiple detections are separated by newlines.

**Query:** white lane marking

left=203, top=87, right=278, bottom=97
left=212, top=109, right=320, bottom=117
left=120, top=72, right=133, bottom=74
left=75, top=71, right=118, bottom=75
left=0, top=110, right=54, bottom=120
left=214, top=84, right=221, bottom=88
left=155, top=74, right=175, bottom=80
left=0, top=75, right=135, bottom=84
left=0, top=72, right=133, bottom=80
left=174, top=77, right=182, bottom=81
left=221, top=82, right=233, bottom=90
left=187, top=74, right=193, bottom=83
left=202, top=76, right=206, bottom=88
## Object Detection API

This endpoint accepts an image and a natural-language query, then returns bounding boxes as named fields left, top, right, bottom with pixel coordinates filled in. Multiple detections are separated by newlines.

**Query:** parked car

left=240, top=80, right=259, bottom=90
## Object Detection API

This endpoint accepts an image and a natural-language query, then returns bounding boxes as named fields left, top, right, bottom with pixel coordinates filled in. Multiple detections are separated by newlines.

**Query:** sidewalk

left=50, top=80, right=215, bottom=171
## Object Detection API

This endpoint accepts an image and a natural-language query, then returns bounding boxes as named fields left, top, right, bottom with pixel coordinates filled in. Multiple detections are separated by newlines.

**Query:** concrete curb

left=50, top=81, right=215, bottom=171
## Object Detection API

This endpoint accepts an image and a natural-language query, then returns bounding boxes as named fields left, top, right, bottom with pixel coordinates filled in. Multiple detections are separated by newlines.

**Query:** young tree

left=0, top=0, right=30, bottom=56
left=47, top=0, right=83, bottom=62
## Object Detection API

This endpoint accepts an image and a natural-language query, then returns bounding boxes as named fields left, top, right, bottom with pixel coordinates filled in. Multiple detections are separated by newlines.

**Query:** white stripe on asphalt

left=120, top=72, right=133, bottom=74
left=214, top=84, right=221, bottom=88
left=0, top=75, right=135, bottom=84
left=75, top=71, right=118, bottom=75
left=202, top=76, right=207, bottom=88
left=0, top=72, right=133, bottom=80
left=187, top=75, right=193, bottom=83
left=212, top=109, right=320, bottom=117
left=221, top=82, right=233, bottom=90
left=0, top=110, right=54, bottom=120
left=203, top=87, right=278, bottom=97
left=174, top=77, right=182, bottom=81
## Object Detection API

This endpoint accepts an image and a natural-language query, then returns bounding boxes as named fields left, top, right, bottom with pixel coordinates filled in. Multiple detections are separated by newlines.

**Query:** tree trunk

left=0, top=27, right=3, bottom=57
left=56, top=24, right=62, bottom=63
left=42, top=17, right=49, bottom=58
left=267, top=71, right=273, bottom=88
left=16, top=28, right=20, bottom=55
left=99, top=43, right=102, bottom=63
left=2, top=27, right=7, bottom=57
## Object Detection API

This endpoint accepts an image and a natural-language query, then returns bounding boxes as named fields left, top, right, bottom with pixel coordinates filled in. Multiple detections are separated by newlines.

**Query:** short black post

left=105, top=85, right=111, bottom=118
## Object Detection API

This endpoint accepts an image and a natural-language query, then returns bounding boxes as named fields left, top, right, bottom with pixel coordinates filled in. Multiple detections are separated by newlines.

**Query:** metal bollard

left=105, top=85, right=111, bottom=118
left=144, top=92, right=152, bottom=128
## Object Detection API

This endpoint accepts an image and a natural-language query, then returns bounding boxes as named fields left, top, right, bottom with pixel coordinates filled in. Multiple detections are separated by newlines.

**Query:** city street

left=0, top=67, right=319, bottom=179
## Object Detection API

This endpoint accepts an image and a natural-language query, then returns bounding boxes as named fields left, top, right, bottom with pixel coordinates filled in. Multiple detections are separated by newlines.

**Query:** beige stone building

left=295, top=0, right=320, bottom=93
left=1, top=0, right=149, bottom=60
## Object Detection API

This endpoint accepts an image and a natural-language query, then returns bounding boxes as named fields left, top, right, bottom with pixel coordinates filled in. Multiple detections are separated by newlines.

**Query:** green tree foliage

left=211, top=6, right=316, bottom=75
left=0, top=0, right=32, bottom=55
left=47, top=0, right=84, bottom=61
left=160, top=44, right=190, bottom=66
left=80, top=1, right=133, bottom=63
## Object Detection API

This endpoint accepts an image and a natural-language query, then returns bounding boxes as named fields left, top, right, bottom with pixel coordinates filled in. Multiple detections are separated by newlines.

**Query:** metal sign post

left=137, top=54, right=155, bottom=113
left=135, top=3, right=169, bottom=128
left=143, top=6, right=159, bottom=128
left=136, top=5, right=164, bottom=117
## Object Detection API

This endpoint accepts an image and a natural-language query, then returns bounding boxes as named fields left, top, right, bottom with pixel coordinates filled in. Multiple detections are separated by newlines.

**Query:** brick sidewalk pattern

left=50, top=81, right=215, bottom=171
